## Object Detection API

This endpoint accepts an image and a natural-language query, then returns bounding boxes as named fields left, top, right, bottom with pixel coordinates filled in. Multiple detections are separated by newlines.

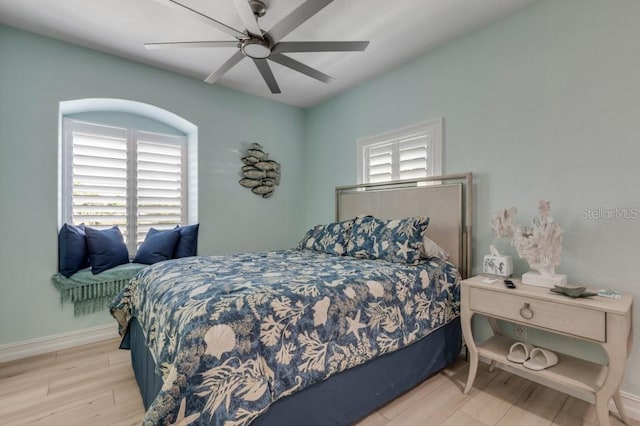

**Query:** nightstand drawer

left=469, top=287, right=606, bottom=342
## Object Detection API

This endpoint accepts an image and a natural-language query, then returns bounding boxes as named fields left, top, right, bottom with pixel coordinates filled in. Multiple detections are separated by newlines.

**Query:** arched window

left=59, top=99, right=198, bottom=254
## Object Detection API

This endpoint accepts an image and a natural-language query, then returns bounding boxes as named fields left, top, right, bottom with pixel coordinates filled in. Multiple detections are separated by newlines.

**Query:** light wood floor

left=0, top=338, right=637, bottom=426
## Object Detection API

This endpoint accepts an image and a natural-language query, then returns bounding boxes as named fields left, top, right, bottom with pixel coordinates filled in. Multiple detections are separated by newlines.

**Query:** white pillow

left=422, top=235, right=449, bottom=260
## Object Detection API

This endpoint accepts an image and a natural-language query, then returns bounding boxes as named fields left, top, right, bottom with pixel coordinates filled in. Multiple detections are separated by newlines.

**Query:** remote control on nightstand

left=504, top=279, right=516, bottom=289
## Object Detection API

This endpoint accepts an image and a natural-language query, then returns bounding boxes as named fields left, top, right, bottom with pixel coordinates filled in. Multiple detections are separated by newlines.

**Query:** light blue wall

left=305, top=0, right=640, bottom=394
left=0, top=25, right=306, bottom=345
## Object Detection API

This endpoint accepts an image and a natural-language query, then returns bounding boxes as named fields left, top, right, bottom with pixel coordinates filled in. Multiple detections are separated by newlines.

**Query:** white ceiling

left=0, top=0, right=536, bottom=108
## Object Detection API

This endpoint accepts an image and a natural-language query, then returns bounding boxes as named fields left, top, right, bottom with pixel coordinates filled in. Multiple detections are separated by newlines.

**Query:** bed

left=111, top=173, right=473, bottom=425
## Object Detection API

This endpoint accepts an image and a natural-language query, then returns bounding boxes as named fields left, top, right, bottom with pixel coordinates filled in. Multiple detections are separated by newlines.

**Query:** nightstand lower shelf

left=478, top=335, right=607, bottom=402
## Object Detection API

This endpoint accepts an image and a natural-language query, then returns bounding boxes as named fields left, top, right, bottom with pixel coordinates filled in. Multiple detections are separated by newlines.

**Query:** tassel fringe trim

left=52, top=277, right=132, bottom=317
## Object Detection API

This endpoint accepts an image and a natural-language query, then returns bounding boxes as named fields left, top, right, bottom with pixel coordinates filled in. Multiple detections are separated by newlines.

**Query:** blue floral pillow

left=296, top=225, right=323, bottom=250
left=379, top=216, right=430, bottom=264
left=347, top=216, right=430, bottom=264
left=296, top=220, right=353, bottom=256
left=346, top=216, right=386, bottom=259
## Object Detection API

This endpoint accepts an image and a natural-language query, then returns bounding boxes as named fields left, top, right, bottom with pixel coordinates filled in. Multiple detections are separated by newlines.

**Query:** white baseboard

left=611, top=391, right=640, bottom=421
left=0, top=324, right=119, bottom=363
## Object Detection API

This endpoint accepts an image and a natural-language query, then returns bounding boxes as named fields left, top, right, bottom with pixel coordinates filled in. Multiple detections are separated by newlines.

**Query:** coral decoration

left=490, top=201, right=563, bottom=276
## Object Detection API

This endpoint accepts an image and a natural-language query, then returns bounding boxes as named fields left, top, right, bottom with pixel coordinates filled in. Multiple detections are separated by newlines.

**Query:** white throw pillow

left=422, top=235, right=449, bottom=260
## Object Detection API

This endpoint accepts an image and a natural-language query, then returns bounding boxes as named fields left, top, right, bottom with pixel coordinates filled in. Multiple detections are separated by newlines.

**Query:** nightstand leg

left=596, top=313, right=630, bottom=426
left=595, top=396, right=611, bottom=426
left=486, top=318, right=501, bottom=372
left=488, top=317, right=502, bottom=336
left=461, top=309, right=478, bottom=393
left=464, top=349, right=478, bottom=394
left=613, top=390, right=629, bottom=425
left=460, top=287, right=480, bottom=394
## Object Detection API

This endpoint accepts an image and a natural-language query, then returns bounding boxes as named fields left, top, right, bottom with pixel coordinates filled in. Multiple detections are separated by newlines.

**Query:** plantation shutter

left=70, top=125, right=129, bottom=241
left=63, top=119, right=188, bottom=253
left=397, top=133, right=429, bottom=180
left=136, top=132, right=186, bottom=246
left=366, top=142, right=394, bottom=183
left=362, top=132, right=431, bottom=183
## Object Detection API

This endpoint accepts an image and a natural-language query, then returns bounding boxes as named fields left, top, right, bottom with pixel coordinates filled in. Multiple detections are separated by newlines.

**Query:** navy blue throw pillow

left=133, top=228, right=181, bottom=265
left=85, top=226, right=130, bottom=274
left=173, top=224, right=199, bottom=258
left=58, top=223, right=89, bottom=278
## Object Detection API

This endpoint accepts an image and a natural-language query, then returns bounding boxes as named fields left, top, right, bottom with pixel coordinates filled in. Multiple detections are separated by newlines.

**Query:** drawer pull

left=519, top=303, right=534, bottom=320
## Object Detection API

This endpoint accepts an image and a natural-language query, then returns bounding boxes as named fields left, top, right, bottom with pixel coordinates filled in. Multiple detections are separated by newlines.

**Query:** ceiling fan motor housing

left=249, top=0, right=267, bottom=17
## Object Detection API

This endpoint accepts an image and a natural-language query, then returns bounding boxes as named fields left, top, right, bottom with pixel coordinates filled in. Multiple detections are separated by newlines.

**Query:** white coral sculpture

left=490, top=201, right=563, bottom=276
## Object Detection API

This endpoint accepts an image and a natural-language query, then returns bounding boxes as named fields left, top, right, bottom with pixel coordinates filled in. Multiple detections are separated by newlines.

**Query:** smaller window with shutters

left=357, top=119, right=442, bottom=184
left=61, top=118, right=188, bottom=254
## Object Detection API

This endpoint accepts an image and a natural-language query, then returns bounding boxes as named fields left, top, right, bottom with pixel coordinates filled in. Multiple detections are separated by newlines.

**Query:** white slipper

left=523, top=347, right=558, bottom=370
left=506, top=342, right=535, bottom=363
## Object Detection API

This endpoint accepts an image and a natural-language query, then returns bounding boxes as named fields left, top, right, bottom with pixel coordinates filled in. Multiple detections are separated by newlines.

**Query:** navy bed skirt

left=122, top=316, right=462, bottom=425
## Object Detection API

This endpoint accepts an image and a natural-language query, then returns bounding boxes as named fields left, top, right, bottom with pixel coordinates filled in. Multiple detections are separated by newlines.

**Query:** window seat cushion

left=51, top=262, right=147, bottom=316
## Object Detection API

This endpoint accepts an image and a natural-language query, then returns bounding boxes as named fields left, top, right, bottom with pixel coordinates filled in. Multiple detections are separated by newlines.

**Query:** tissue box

left=482, top=255, right=513, bottom=277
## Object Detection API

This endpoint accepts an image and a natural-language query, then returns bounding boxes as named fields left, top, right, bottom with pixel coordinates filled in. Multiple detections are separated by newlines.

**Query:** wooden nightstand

left=460, top=275, right=633, bottom=426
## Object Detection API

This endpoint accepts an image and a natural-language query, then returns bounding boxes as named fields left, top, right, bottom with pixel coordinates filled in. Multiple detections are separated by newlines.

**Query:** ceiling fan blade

left=204, top=51, right=245, bottom=84
left=269, top=54, right=334, bottom=84
left=252, top=59, right=281, bottom=94
left=266, top=0, right=334, bottom=44
left=233, top=0, right=262, bottom=37
left=153, top=0, right=246, bottom=39
left=145, top=41, right=239, bottom=50
left=272, top=41, right=369, bottom=55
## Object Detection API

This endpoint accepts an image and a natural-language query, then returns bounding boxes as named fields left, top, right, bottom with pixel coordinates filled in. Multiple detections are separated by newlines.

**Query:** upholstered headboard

left=336, top=173, right=473, bottom=278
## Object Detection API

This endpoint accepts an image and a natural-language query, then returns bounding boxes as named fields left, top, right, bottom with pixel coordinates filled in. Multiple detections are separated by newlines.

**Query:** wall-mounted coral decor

left=239, top=143, right=281, bottom=198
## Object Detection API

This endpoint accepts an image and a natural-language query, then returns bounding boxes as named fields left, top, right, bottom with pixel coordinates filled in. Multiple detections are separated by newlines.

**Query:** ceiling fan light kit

left=241, top=37, right=271, bottom=59
left=146, top=0, right=369, bottom=93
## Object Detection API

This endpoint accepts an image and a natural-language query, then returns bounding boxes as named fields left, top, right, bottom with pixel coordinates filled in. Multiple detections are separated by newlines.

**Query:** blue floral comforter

left=110, top=250, right=460, bottom=425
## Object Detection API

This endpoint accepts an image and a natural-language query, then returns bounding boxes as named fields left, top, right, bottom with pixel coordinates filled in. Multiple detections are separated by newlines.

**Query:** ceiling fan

left=146, top=0, right=370, bottom=94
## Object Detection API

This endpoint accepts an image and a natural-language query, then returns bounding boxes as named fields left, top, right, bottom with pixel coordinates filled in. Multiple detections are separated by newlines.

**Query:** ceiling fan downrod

left=241, top=0, right=270, bottom=57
